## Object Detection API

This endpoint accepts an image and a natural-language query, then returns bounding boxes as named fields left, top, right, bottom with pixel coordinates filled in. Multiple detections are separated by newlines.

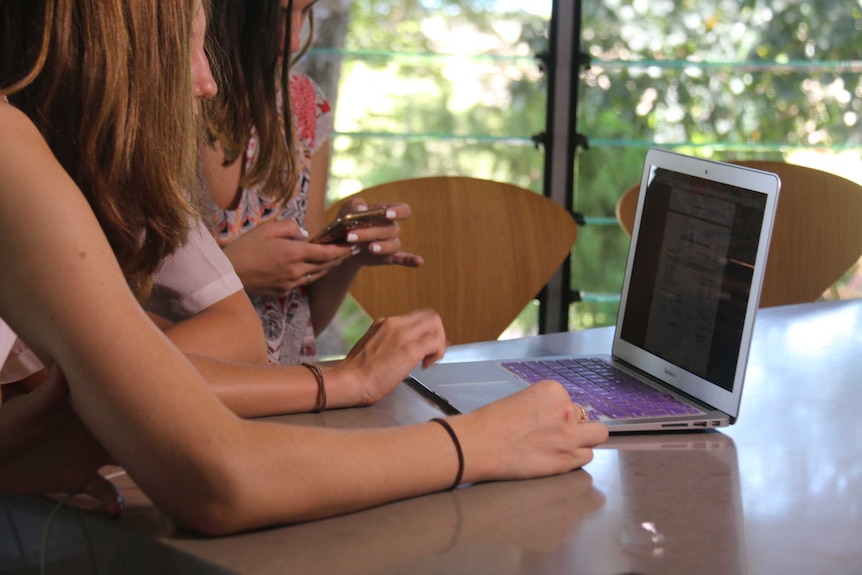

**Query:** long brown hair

left=205, top=0, right=315, bottom=203
left=0, top=0, right=199, bottom=298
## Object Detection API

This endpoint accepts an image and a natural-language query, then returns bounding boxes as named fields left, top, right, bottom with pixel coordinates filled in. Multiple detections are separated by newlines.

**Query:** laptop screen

left=619, top=166, right=767, bottom=392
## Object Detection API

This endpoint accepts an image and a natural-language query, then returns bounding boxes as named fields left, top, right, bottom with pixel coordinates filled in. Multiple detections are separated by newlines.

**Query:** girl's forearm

left=186, top=356, right=363, bottom=417
left=308, top=259, right=362, bottom=335
left=182, top=417, right=469, bottom=535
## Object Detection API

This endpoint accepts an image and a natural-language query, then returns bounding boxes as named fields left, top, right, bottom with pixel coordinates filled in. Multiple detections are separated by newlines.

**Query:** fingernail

left=355, top=204, right=368, bottom=212
left=347, top=232, right=358, bottom=242
left=351, top=245, right=361, bottom=255
left=300, top=227, right=309, bottom=238
left=370, top=244, right=382, bottom=253
left=386, top=209, right=397, bottom=219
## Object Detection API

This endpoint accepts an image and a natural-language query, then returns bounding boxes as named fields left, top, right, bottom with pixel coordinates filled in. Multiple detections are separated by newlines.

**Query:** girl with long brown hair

left=0, top=0, right=607, bottom=535
left=200, top=0, right=422, bottom=365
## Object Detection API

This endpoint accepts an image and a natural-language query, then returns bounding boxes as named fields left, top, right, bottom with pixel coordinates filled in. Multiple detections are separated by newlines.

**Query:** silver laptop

left=409, top=148, right=781, bottom=432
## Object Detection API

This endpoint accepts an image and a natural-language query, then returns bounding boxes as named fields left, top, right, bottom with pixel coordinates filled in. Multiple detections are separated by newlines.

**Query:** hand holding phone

left=310, top=207, right=392, bottom=244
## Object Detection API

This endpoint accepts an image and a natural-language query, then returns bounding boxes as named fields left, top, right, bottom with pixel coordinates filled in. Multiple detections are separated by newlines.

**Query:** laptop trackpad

left=437, top=380, right=524, bottom=413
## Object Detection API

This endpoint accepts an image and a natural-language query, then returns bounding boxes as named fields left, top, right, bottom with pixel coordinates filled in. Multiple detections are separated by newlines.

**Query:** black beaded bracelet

left=301, top=362, right=326, bottom=412
left=430, top=418, right=464, bottom=491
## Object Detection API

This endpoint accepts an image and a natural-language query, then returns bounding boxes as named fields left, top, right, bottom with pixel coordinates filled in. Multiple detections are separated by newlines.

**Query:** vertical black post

left=539, top=0, right=584, bottom=334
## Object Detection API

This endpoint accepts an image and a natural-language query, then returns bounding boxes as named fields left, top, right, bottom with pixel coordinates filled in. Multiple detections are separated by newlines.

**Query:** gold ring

left=576, top=404, right=589, bottom=424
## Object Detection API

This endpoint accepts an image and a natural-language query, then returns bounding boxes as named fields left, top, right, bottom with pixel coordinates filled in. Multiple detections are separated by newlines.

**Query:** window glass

left=301, top=0, right=554, bottom=356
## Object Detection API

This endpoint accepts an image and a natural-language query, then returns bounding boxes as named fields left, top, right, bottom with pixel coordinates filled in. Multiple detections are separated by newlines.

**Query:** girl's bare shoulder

left=0, top=98, right=39, bottom=137
left=0, top=99, right=52, bottom=153
left=0, top=100, right=76, bottom=198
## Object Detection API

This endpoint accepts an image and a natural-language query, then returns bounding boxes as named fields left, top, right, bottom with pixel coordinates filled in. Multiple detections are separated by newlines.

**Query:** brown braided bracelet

left=301, top=362, right=326, bottom=412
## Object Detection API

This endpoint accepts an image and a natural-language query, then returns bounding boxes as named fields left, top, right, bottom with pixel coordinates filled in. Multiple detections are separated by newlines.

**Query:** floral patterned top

left=202, top=73, right=333, bottom=364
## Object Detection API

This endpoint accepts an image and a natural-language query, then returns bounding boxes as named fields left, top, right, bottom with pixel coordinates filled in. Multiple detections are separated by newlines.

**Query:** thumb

left=384, top=251, right=424, bottom=268
left=341, top=197, right=369, bottom=216
left=82, top=474, right=125, bottom=516
left=267, top=218, right=309, bottom=240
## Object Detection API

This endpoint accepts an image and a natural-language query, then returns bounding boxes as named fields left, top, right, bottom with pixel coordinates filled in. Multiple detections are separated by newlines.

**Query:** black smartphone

left=309, top=207, right=392, bottom=244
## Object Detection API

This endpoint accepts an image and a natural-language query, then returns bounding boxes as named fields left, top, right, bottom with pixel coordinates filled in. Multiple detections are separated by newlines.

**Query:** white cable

left=40, top=494, right=72, bottom=575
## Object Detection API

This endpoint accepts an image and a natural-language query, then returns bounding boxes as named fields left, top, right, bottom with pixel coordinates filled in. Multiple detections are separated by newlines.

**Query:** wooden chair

left=326, top=176, right=578, bottom=344
left=614, top=161, right=862, bottom=307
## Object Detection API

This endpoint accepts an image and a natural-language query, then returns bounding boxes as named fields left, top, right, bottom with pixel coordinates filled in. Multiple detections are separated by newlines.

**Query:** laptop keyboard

left=501, top=358, right=703, bottom=421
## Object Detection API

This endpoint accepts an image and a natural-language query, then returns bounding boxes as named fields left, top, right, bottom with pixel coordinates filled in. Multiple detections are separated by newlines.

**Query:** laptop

left=409, top=148, right=781, bottom=432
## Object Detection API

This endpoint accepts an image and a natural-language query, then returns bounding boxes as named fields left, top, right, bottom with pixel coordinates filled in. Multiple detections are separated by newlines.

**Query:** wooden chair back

left=615, top=180, right=640, bottom=238
left=614, top=161, right=862, bottom=307
left=327, top=176, right=578, bottom=344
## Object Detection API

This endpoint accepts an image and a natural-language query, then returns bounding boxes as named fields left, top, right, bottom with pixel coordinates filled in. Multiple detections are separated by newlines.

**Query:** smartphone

left=309, top=207, right=392, bottom=244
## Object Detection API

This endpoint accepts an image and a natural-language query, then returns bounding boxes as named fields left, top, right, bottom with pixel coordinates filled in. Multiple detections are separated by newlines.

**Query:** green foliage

left=582, top=0, right=862, bottom=149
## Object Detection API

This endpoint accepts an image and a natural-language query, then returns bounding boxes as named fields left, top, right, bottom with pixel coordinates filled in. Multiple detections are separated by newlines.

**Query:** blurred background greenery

left=294, top=0, right=862, bottom=357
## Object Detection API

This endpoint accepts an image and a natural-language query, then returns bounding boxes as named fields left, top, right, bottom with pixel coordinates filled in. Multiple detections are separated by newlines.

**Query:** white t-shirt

left=0, top=322, right=13, bottom=363
left=146, top=220, right=244, bottom=323
left=0, top=320, right=23, bottom=384
left=0, top=221, right=242, bottom=384
left=0, top=327, right=42, bottom=385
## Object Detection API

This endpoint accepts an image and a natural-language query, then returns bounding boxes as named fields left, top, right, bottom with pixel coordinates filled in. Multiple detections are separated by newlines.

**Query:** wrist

left=446, top=413, right=498, bottom=485
left=300, top=363, right=326, bottom=412
left=429, top=418, right=464, bottom=490
left=318, top=364, right=364, bottom=408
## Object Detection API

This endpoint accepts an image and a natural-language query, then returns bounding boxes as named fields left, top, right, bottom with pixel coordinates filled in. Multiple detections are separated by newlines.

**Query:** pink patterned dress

left=202, top=73, right=333, bottom=364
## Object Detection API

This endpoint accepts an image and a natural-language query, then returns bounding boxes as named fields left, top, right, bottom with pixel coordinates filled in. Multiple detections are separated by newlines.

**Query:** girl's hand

left=454, top=380, right=609, bottom=483
left=0, top=367, right=123, bottom=515
left=223, top=219, right=354, bottom=297
left=330, top=308, right=447, bottom=406
left=337, top=198, right=424, bottom=268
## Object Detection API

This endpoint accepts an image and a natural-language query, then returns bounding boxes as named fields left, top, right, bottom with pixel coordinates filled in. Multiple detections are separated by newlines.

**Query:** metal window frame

left=538, top=0, right=585, bottom=334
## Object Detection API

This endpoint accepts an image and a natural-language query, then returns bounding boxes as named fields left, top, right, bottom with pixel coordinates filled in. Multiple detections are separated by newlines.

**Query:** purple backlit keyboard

left=502, top=358, right=703, bottom=421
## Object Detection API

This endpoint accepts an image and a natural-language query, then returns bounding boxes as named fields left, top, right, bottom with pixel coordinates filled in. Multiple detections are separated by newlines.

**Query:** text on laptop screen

left=620, top=167, right=767, bottom=392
